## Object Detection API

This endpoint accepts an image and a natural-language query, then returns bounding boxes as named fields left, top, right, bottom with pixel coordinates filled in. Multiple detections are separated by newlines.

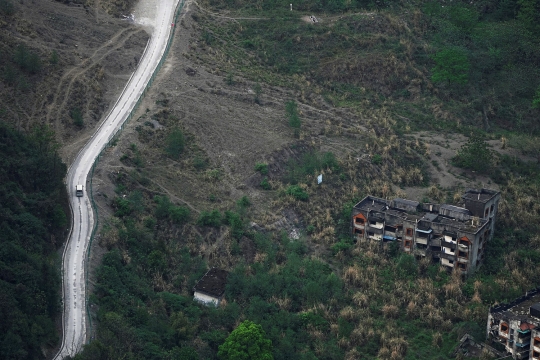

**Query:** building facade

left=351, top=188, right=500, bottom=275
left=487, top=288, right=540, bottom=359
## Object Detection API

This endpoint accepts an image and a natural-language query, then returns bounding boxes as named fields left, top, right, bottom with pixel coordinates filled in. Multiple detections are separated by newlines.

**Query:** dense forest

left=0, top=123, right=68, bottom=359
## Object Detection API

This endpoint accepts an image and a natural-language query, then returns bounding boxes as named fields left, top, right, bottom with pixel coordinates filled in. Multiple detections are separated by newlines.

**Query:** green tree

left=453, top=134, right=493, bottom=173
left=218, top=320, right=273, bottom=360
left=517, top=0, right=540, bottom=33
left=431, top=47, right=470, bottom=84
left=165, top=128, right=185, bottom=159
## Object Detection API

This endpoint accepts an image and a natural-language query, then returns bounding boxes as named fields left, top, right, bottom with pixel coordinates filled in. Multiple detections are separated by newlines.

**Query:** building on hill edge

left=351, top=188, right=500, bottom=275
left=193, top=268, right=228, bottom=307
left=487, top=287, right=540, bottom=359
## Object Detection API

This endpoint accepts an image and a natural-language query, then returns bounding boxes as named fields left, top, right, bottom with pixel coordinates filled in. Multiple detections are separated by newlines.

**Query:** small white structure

left=193, top=268, right=228, bottom=307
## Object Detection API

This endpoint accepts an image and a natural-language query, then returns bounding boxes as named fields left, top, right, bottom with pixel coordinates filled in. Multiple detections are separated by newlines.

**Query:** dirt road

left=54, top=0, right=180, bottom=358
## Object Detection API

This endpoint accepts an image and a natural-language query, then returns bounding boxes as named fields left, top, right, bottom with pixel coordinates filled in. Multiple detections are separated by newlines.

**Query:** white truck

left=76, top=185, right=83, bottom=197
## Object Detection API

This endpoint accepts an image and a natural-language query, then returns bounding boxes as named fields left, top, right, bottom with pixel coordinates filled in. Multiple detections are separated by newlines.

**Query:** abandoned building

left=351, top=188, right=500, bottom=275
left=487, top=288, right=540, bottom=359
left=193, top=268, right=229, bottom=307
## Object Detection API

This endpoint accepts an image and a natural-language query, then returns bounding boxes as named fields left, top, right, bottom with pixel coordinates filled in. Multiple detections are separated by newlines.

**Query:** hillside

left=70, top=0, right=540, bottom=359
left=0, top=0, right=148, bottom=164
left=0, top=123, right=68, bottom=359
left=1, top=0, right=539, bottom=358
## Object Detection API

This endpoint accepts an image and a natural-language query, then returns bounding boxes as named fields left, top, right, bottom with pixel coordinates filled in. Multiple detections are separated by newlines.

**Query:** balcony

left=442, top=247, right=455, bottom=256
left=442, top=241, right=457, bottom=250
left=440, top=252, right=455, bottom=261
left=458, top=243, right=469, bottom=252
left=441, top=258, right=454, bottom=268
left=443, top=235, right=457, bottom=244
left=431, top=238, right=442, bottom=247
left=457, top=257, right=468, bottom=264
left=416, top=237, right=428, bottom=245
left=369, top=224, right=384, bottom=230
left=367, top=226, right=383, bottom=234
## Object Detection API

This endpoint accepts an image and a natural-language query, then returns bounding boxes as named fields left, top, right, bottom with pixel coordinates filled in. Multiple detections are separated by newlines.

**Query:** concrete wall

left=194, top=291, right=220, bottom=307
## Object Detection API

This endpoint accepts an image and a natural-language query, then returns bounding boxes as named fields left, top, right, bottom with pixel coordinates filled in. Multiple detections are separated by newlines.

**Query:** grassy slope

left=75, top=0, right=540, bottom=359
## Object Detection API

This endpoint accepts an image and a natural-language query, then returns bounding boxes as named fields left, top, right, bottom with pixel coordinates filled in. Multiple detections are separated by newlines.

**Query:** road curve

left=54, top=1, right=180, bottom=358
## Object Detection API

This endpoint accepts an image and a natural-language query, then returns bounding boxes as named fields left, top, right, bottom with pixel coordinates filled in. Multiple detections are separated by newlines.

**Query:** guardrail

left=84, top=0, right=186, bottom=343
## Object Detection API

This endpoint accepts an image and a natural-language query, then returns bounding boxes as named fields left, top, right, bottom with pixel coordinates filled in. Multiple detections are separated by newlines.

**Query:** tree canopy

left=0, top=123, right=67, bottom=358
left=218, top=320, right=273, bottom=360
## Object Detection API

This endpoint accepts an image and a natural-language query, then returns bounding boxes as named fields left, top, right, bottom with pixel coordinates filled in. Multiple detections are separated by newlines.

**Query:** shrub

left=260, top=177, right=270, bottom=190
left=285, top=151, right=339, bottom=184
left=372, top=154, right=382, bottom=165
left=71, top=108, right=83, bottom=127
left=0, top=0, right=15, bottom=15
left=197, top=210, right=222, bottom=227
left=533, top=85, right=540, bottom=108
left=453, top=135, right=493, bottom=173
left=170, top=206, right=190, bottom=224
left=237, top=196, right=251, bottom=208
left=224, top=211, right=244, bottom=239
left=50, top=50, right=59, bottom=65
left=254, top=162, right=268, bottom=175
left=254, top=83, right=262, bottom=104
left=113, top=197, right=132, bottom=217
left=14, top=44, right=42, bottom=74
left=154, top=195, right=172, bottom=219
left=165, top=128, right=185, bottom=159
left=286, top=185, right=308, bottom=201
left=193, top=155, right=209, bottom=170
left=286, top=100, right=301, bottom=129
left=331, top=238, right=354, bottom=255
left=431, top=47, right=470, bottom=85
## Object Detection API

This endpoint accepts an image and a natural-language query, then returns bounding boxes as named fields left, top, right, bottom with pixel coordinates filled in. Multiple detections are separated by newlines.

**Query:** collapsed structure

left=193, top=268, right=229, bottom=307
left=487, top=288, right=540, bottom=359
left=351, top=188, right=500, bottom=275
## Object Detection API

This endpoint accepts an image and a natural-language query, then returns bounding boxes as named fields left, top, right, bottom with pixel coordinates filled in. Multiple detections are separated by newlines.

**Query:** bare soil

left=89, top=1, right=369, bottom=266
left=0, top=0, right=148, bottom=165
left=88, top=1, right=539, bottom=270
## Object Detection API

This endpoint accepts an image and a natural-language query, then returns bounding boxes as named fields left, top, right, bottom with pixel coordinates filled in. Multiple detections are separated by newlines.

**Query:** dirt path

left=46, top=28, right=145, bottom=135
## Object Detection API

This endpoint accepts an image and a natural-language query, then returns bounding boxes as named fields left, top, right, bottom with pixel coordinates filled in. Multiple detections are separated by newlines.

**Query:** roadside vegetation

left=0, top=123, right=68, bottom=359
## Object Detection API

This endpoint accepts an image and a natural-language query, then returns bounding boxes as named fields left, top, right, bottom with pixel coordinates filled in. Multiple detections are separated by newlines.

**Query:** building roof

left=462, top=188, right=500, bottom=203
left=352, top=193, right=492, bottom=234
left=490, top=288, right=540, bottom=326
left=193, top=268, right=229, bottom=298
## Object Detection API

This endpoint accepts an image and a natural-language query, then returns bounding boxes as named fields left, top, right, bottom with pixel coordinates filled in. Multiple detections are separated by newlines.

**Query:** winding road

left=54, top=0, right=180, bottom=358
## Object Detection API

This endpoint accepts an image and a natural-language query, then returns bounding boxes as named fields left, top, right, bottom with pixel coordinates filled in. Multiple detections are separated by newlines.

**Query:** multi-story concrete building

left=487, top=288, right=540, bottom=359
left=351, top=188, right=500, bottom=275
